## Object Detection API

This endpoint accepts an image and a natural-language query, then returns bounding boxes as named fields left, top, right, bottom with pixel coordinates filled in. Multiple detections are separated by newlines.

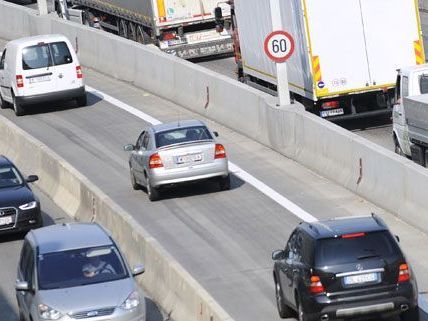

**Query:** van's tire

left=0, top=94, right=9, bottom=109
left=76, top=94, right=87, bottom=107
left=13, top=97, right=24, bottom=116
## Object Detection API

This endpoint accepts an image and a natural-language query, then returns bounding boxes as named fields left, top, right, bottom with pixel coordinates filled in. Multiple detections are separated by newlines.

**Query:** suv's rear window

left=22, top=41, right=72, bottom=70
left=315, top=231, right=400, bottom=265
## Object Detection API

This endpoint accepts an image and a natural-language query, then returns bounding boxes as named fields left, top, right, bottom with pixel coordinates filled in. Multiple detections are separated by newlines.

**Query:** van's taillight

left=341, top=232, right=366, bottom=239
left=398, top=263, right=410, bottom=283
left=215, top=144, right=226, bottom=159
left=16, top=75, right=24, bottom=88
left=76, top=66, right=83, bottom=79
left=321, top=101, right=340, bottom=109
left=309, top=275, right=325, bottom=294
left=149, top=153, right=163, bottom=169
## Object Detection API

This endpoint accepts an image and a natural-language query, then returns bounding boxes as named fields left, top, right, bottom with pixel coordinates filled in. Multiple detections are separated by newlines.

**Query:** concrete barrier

left=0, top=113, right=234, bottom=321
left=2, top=0, right=428, bottom=308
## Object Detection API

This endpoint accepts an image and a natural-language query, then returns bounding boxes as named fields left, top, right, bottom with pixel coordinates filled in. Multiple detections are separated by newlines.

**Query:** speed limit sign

left=264, top=31, right=295, bottom=63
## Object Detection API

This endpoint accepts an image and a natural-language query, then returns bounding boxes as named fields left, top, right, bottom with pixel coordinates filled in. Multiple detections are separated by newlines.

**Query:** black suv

left=272, top=214, right=418, bottom=321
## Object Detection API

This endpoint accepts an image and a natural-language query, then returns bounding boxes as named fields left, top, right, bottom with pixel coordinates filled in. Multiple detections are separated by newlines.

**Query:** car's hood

left=0, top=185, right=34, bottom=208
left=38, top=278, right=135, bottom=314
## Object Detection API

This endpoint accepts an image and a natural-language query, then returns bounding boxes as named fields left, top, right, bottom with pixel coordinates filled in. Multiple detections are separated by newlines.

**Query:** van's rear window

left=22, top=41, right=73, bottom=70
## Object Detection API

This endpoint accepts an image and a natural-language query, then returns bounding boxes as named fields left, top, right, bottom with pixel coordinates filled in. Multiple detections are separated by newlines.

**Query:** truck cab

left=393, top=64, right=428, bottom=157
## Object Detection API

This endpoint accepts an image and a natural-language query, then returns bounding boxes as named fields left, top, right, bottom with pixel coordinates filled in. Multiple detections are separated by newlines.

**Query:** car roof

left=6, top=34, right=70, bottom=50
left=151, top=120, right=206, bottom=133
left=0, top=155, right=12, bottom=167
left=29, top=223, right=113, bottom=254
left=300, top=215, right=388, bottom=239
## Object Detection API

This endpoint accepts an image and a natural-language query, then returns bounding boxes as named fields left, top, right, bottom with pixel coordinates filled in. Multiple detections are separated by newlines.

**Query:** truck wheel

left=394, top=135, right=405, bottom=156
left=13, top=96, right=24, bottom=116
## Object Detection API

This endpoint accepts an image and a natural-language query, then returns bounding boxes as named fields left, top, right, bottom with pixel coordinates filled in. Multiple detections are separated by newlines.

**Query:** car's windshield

left=155, top=126, right=213, bottom=148
left=38, top=246, right=128, bottom=290
left=0, top=166, right=23, bottom=189
left=315, top=231, right=400, bottom=266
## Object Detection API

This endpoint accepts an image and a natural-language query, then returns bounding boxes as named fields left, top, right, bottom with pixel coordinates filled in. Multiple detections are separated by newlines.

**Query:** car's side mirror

left=132, top=264, right=145, bottom=276
left=395, top=235, right=400, bottom=243
left=123, top=144, right=135, bottom=151
left=272, top=250, right=286, bottom=261
left=15, top=280, right=30, bottom=291
left=26, top=175, right=39, bottom=183
left=213, top=131, right=219, bottom=137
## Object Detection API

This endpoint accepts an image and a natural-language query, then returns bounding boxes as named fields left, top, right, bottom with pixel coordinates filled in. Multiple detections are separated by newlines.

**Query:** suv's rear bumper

left=16, top=86, right=86, bottom=106
left=304, top=283, right=417, bottom=320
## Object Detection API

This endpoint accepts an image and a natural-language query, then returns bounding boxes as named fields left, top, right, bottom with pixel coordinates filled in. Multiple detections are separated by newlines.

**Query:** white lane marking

left=86, top=85, right=317, bottom=223
left=87, top=85, right=428, bottom=312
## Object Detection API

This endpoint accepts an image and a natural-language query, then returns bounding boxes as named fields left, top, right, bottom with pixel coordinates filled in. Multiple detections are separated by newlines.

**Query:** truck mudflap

left=162, top=38, right=233, bottom=59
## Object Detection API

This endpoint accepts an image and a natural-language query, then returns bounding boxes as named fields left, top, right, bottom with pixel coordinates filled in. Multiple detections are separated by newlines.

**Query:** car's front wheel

left=146, top=177, right=160, bottom=201
left=400, top=306, right=419, bottom=321
left=275, top=280, right=293, bottom=318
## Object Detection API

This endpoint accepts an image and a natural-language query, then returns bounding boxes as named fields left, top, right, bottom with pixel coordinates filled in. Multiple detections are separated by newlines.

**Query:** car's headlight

left=120, top=290, right=140, bottom=310
left=19, top=201, right=37, bottom=210
left=38, top=304, right=62, bottom=320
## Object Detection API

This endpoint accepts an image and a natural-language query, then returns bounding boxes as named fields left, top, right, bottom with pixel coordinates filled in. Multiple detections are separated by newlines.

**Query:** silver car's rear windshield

left=0, top=165, right=23, bottom=189
left=155, top=126, right=213, bottom=148
left=38, top=245, right=128, bottom=290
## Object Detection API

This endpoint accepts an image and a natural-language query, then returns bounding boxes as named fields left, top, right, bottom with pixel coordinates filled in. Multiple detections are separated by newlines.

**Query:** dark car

left=272, top=214, right=418, bottom=321
left=0, top=155, right=42, bottom=235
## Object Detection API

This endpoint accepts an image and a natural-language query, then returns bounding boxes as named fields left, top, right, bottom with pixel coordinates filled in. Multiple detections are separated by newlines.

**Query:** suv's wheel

left=13, top=96, right=24, bottom=116
left=130, top=168, right=140, bottom=190
left=297, top=297, right=312, bottom=321
left=400, top=306, right=419, bottom=321
left=219, top=174, right=231, bottom=191
left=275, top=280, right=293, bottom=318
left=146, top=177, right=160, bottom=201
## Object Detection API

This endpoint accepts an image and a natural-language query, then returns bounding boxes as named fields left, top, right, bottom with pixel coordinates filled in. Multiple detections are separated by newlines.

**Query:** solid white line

left=86, top=85, right=318, bottom=223
left=87, top=84, right=428, bottom=312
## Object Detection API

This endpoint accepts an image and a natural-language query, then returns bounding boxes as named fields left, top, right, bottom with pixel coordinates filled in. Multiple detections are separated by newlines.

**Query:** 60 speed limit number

left=264, top=31, right=295, bottom=63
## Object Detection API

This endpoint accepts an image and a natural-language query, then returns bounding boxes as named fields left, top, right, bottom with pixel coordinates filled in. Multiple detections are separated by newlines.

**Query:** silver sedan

left=124, top=120, right=230, bottom=201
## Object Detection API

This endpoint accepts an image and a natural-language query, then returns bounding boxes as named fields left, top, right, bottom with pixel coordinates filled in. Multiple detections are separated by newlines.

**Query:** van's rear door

left=359, top=0, right=424, bottom=87
left=49, top=41, right=81, bottom=92
left=20, top=43, right=56, bottom=96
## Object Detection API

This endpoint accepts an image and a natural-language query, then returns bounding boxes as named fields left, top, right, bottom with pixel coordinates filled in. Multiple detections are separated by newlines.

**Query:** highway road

left=1, top=36, right=428, bottom=321
left=0, top=184, right=164, bottom=321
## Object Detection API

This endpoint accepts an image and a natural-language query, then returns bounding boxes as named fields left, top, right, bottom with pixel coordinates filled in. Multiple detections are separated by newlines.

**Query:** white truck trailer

left=231, top=0, right=425, bottom=120
left=57, top=0, right=233, bottom=59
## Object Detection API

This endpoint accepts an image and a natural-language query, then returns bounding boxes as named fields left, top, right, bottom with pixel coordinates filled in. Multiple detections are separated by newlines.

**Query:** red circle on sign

left=264, top=31, right=295, bottom=63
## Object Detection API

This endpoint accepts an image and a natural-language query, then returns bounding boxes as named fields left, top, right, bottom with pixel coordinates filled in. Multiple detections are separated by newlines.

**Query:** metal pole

left=269, top=0, right=290, bottom=106
left=37, top=0, right=49, bottom=15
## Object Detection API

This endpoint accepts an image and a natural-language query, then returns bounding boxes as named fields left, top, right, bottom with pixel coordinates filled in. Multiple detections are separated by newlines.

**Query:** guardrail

left=2, top=1, right=428, bottom=318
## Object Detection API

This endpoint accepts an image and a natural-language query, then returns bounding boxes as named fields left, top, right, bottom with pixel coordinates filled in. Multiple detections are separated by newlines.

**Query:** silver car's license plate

left=176, top=153, right=203, bottom=164
left=344, top=272, right=379, bottom=285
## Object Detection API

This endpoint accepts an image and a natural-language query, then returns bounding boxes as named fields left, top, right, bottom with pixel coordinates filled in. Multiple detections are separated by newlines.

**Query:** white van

left=0, top=34, right=86, bottom=116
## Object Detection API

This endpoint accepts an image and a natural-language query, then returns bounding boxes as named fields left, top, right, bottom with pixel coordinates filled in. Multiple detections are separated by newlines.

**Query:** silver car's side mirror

left=15, top=280, right=30, bottom=291
left=124, top=144, right=135, bottom=151
left=132, top=264, right=145, bottom=276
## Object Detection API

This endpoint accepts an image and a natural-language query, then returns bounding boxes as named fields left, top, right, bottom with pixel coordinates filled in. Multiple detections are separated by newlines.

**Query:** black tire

left=76, top=94, right=87, bottom=107
left=275, top=279, right=293, bottom=318
left=297, top=297, right=312, bottom=321
left=219, top=174, right=231, bottom=191
left=146, top=177, right=160, bottom=201
left=18, top=309, right=25, bottom=321
left=400, top=306, right=419, bottom=321
left=0, top=93, right=9, bottom=109
left=130, top=168, right=140, bottom=190
left=394, top=135, right=405, bottom=156
left=13, top=96, right=24, bottom=116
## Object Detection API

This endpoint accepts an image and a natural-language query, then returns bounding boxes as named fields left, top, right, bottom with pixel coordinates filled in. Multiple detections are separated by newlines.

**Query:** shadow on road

left=0, top=287, right=18, bottom=321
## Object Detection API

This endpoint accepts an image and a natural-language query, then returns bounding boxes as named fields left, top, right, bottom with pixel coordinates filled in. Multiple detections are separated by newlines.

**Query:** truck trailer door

left=304, top=0, right=371, bottom=95
left=359, top=0, right=423, bottom=87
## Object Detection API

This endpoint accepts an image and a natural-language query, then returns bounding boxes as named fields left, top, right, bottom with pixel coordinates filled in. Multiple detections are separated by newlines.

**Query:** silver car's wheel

left=146, top=177, right=160, bottom=201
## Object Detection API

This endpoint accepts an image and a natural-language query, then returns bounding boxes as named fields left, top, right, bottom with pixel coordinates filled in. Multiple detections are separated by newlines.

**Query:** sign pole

left=269, top=0, right=290, bottom=106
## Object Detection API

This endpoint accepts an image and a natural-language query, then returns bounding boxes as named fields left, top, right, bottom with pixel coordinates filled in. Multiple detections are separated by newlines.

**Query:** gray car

left=16, top=223, right=146, bottom=321
left=124, top=120, right=230, bottom=201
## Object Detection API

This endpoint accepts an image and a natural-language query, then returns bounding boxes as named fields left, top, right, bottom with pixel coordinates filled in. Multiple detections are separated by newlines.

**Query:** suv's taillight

left=398, top=263, right=410, bottom=283
left=215, top=144, right=226, bottom=159
left=309, top=275, right=325, bottom=294
left=76, top=66, right=83, bottom=79
left=16, top=75, right=24, bottom=88
left=149, top=153, right=163, bottom=169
